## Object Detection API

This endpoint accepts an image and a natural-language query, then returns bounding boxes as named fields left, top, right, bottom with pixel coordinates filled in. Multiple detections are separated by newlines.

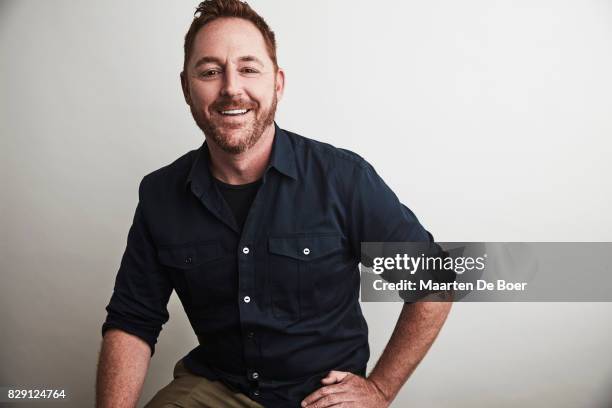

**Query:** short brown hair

left=183, top=0, right=278, bottom=73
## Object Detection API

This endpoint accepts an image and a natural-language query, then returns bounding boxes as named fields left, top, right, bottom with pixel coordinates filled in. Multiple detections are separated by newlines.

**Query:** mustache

left=211, top=99, right=257, bottom=111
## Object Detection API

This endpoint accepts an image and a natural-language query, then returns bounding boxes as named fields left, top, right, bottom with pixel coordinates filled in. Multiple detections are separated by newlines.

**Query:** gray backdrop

left=1, top=1, right=611, bottom=407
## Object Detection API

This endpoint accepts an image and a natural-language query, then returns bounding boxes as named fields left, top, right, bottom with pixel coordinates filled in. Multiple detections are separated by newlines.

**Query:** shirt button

left=242, top=246, right=250, bottom=254
left=251, top=372, right=259, bottom=380
left=303, top=247, right=310, bottom=255
left=184, top=257, right=192, bottom=264
left=247, top=331, right=254, bottom=339
left=243, top=296, right=251, bottom=303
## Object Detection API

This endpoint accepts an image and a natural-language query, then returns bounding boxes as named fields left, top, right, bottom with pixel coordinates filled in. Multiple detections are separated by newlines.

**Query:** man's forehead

left=190, top=17, right=270, bottom=65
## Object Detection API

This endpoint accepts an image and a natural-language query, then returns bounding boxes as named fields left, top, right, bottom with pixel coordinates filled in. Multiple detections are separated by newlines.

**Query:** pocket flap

left=268, top=234, right=342, bottom=261
left=158, top=242, right=221, bottom=269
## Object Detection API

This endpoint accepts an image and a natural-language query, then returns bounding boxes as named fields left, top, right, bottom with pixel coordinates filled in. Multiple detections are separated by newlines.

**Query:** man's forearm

left=96, top=329, right=152, bottom=408
left=367, top=301, right=452, bottom=402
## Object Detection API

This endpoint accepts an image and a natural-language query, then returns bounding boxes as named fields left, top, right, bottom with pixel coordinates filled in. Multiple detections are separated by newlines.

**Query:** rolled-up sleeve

left=101, top=179, right=173, bottom=355
left=348, top=162, right=454, bottom=301
left=348, top=162, right=430, bottom=248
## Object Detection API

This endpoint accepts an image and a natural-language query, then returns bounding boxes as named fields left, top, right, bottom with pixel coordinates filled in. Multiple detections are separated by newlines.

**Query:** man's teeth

left=221, top=109, right=248, bottom=115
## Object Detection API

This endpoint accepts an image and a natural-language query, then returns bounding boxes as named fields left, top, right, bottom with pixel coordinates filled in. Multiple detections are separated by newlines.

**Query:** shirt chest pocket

left=267, top=233, right=343, bottom=321
left=157, top=242, right=231, bottom=310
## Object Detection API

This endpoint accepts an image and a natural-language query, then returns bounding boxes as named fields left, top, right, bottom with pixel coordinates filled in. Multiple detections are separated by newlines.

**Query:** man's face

left=181, top=17, right=284, bottom=154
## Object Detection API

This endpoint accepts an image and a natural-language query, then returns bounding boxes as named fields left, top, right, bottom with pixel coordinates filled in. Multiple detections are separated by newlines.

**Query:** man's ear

left=180, top=71, right=192, bottom=106
left=275, top=68, right=285, bottom=101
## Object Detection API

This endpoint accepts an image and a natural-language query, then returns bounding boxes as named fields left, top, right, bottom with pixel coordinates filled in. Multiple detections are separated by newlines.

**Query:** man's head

left=181, top=0, right=284, bottom=154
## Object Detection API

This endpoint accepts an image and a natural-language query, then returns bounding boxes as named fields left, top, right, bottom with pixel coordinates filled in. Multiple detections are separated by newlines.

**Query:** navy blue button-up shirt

left=102, top=123, right=437, bottom=407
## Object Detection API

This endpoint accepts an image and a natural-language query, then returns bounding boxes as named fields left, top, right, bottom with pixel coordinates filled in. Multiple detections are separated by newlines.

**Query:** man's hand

left=301, top=301, right=452, bottom=407
left=301, top=370, right=390, bottom=408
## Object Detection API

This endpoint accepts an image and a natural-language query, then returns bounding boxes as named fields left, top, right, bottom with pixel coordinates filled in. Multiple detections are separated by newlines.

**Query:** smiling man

left=96, top=1, right=452, bottom=407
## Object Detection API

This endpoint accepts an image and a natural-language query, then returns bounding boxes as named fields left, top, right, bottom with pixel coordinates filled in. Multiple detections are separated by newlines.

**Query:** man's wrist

left=366, top=375, right=394, bottom=403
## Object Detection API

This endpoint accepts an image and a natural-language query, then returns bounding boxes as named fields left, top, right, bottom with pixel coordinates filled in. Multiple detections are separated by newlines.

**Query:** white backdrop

left=1, top=1, right=611, bottom=406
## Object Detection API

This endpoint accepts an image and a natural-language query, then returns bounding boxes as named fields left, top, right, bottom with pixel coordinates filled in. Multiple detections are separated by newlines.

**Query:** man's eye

left=201, top=70, right=220, bottom=77
left=241, top=67, right=260, bottom=74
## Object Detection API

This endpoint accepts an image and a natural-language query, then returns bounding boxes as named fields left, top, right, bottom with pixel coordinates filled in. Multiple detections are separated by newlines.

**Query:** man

left=96, top=1, right=452, bottom=407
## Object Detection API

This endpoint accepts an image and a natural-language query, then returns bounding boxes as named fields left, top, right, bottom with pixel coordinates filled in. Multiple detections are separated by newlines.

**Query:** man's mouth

left=218, top=109, right=251, bottom=116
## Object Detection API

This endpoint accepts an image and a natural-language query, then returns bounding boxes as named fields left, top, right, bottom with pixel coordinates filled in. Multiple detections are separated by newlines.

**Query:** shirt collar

left=185, top=121, right=297, bottom=193
left=267, top=122, right=298, bottom=180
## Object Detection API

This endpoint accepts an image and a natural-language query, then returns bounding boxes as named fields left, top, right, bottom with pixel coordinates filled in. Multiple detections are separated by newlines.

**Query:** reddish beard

left=192, top=92, right=278, bottom=154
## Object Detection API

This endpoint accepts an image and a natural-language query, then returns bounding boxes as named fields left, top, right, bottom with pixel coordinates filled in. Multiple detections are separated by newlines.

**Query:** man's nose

left=220, top=69, right=243, bottom=98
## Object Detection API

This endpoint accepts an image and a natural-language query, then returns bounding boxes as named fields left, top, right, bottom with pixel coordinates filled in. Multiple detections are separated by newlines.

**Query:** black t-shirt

left=214, top=177, right=262, bottom=231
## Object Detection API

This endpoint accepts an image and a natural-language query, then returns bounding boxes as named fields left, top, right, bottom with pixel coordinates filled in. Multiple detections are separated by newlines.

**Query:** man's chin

left=220, top=145, right=249, bottom=155
left=196, top=112, right=274, bottom=154
left=209, top=132, right=254, bottom=155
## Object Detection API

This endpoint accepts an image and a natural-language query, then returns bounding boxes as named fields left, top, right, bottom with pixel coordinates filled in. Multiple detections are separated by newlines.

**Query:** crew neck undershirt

left=213, top=177, right=262, bottom=231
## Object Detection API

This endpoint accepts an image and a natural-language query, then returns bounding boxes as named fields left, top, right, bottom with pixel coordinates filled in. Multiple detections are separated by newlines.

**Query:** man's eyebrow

left=193, top=55, right=265, bottom=69
left=194, top=56, right=223, bottom=68
left=238, top=55, right=264, bottom=67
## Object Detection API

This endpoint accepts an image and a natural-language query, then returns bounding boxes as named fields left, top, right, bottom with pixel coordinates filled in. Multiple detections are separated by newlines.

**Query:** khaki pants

left=144, top=360, right=264, bottom=408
